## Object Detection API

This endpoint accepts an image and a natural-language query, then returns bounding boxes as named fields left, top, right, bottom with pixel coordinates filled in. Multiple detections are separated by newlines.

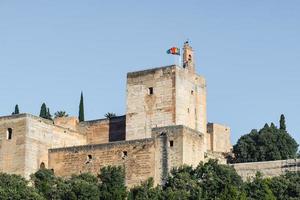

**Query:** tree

left=98, top=166, right=127, bottom=200
left=105, top=112, right=116, bottom=119
left=0, top=173, right=44, bottom=200
left=69, top=173, right=99, bottom=200
left=46, top=108, right=52, bottom=120
left=193, top=160, right=244, bottom=199
left=233, top=115, right=299, bottom=163
left=78, top=92, right=85, bottom=122
left=12, top=104, right=20, bottom=115
left=162, top=160, right=245, bottom=200
left=30, top=169, right=57, bottom=199
left=280, top=114, right=286, bottom=131
left=39, top=103, right=52, bottom=120
left=269, top=172, right=300, bottom=200
left=39, top=103, right=48, bottom=119
left=31, top=169, right=99, bottom=200
left=128, top=178, right=163, bottom=200
left=244, top=172, right=276, bottom=200
left=54, top=111, right=69, bottom=118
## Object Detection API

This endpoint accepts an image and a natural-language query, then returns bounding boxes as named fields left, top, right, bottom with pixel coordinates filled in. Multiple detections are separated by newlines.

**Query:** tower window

left=85, top=155, right=93, bottom=164
left=169, top=140, right=174, bottom=147
left=188, top=54, right=192, bottom=61
left=7, top=128, right=13, bottom=140
left=191, top=90, right=194, bottom=95
left=122, top=151, right=128, bottom=159
left=148, top=87, right=154, bottom=95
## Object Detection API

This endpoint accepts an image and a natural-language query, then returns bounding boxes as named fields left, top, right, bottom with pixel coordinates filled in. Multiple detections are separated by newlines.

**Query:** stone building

left=0, top=42, right=231, bottom=187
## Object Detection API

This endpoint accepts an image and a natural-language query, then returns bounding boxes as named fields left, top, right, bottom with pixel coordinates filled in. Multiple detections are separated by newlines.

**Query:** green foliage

left=3, top=161, right=299, bottom=200
left=54, top=111, right=69, bottom=118
left=154, top=160, right=244, bottom=200
left=105, top=112, right=117, bottom=119
left=31, top=169, right=100, bottom=200
left=233, top=116, right=298, bottom=163
left=12, top=104, right=20, bottom=115
left=128, top=178, right=163, bottom=200
left=69, top=174, right=99, bottom=200
left=269, top=172, right=300, bottom=200
left=39, top=103, right=52, bottom=120
left=39, top=103, right=47, bottom=119
left=244, top=172, right=276, bottom=200
left=0, top=173, right=44, bottom=200
left=47, top=108, right=52, bottom=120
left=30, top=169, right=57, bottom=198
left=78, top=92, right=84, bottom=122
left=280, top=114, right=286, bottom=131
left=194, top=160, right=244, bottom=199
left=98, top=166, right=128, bottom=200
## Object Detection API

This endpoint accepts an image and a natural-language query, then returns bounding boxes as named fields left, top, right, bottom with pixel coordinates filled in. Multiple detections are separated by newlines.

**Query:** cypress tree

left=280, top=114, right=286, bottom=131
left=78, top=92, right=85, bottom=122
left=12, top=104, right=20, bottom=115
left=39, top=103, right=47, bottom=119
left=46, top=108, right=52, bottom=120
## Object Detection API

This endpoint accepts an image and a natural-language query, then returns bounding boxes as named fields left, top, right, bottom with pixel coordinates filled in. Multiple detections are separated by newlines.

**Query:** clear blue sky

left=0, top=0, right=299, bottom=145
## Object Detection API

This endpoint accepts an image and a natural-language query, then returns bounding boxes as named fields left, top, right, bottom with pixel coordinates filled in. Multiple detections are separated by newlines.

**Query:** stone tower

left=183, top=41, right=195, bottom=74
left=126, top=42, right=207, bottom=141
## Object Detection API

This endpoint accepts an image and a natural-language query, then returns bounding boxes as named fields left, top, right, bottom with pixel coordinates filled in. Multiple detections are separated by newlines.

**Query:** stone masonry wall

left=0, top=115, right=27, bottom=176
left=152, top=125, right=204, bottom=185
left=232, top=159, right=300, bottom=180
left=182, top=126, right=205, bottom=167
left=0, top=114, right=87, bottom=178
left=79, top=116, right=126, bottom=144
left=24, top=115, right=86, bottom=178
left=175, top=67, right=207, bottom=137
left=152, top=126, right=184, bottom=184
left=207, top=123, right=231, bottom=153
left=126, top=66, right=176, bottom=140
left=49, top=139, right=155, bottom=187
left=54, top=117, right=79, bottom=132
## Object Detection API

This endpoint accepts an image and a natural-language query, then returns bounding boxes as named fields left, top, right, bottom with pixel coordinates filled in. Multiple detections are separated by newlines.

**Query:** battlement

left=127, top=65, right=177, bottom=78
left=49, top=138, right=154, bottom=153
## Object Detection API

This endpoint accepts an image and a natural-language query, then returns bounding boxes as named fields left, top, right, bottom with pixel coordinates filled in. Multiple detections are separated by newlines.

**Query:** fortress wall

left=207, top=123, right=231, bottom=153
left=54, top=117, right=79, bottom=132
left=175, top=68, right=207, bottom=136
left=182, top=127, right=205, bottom=167
left=79, top=116, right=126, bottom=144
left=151, top=125, right=204, bottom=184
left=126, top=66, right=176, bottom=140
left=0, top=115, right=27, bottom=176
left=24, top=115, right=86, bottom=178
left=152, top=126, right=184, bottom=185
left=232, top=159, right=300, bottom=180
left=49, top=138, right=156, bottom=187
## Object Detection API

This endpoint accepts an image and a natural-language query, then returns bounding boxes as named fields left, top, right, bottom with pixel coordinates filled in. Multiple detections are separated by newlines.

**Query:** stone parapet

left=232, top=159, right=300, bottom=180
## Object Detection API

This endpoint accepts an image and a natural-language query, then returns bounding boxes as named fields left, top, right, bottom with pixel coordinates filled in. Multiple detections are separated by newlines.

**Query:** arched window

left=40, top=162, right=45, bottom=169
left=7, top=128, right=13, bottom=140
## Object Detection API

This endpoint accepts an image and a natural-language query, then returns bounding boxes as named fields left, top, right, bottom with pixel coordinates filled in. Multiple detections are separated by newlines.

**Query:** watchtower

left=125, top=42, right=207, bottom=141
left=183, top=41, right=195, bottom=74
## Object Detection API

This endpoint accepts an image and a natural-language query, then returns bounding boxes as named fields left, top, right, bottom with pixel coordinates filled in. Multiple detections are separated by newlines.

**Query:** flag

left=167, top=47, right=180, bottom=55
